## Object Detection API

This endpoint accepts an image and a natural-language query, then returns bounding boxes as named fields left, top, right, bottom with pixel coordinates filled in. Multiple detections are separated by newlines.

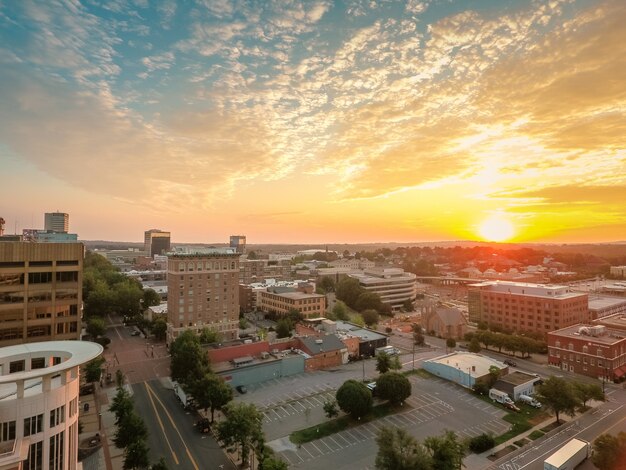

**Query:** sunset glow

left=0, top=1, right=624, bottom=243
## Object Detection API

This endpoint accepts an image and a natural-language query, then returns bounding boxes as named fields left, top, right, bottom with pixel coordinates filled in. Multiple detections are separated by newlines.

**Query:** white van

left=519, top=395, right=542, bottom=408
left=489, top=388, right=513, bottom=405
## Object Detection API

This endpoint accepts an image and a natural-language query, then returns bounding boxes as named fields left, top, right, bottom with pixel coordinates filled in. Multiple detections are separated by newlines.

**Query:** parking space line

left=328, top=436, right=344, bottom=450
left=336, top=432, right=353, bottom=446
left=345, top=430, right=361, bottom=443
left=352, top=428, right=370, bottom=440
left=319, top=439, right=334, bottom=452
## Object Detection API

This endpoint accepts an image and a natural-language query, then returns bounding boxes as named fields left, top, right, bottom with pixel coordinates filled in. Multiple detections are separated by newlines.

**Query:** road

left=132, top=379, right=235, bottom=470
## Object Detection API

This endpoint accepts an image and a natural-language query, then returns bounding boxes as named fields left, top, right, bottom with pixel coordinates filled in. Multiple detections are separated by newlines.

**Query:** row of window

left=176, top=261, right=237, bottom=272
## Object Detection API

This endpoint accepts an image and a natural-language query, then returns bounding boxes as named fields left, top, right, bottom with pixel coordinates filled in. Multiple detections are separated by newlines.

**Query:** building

left=298, top=335, right=348, bottom=370
left=422, top=306, right=467, bottom=339
left=229, top=235, right=246, bottom=254
left=468, top=281, right=588, bottom=335
left=0, top=218, right=4, bottom=236
left=334, top=321, right=388, bottom=357
left=349, top=268, right=417, bottom=311
left=329, top=259, right=375, bottom=270
left=239, top=259, right=289, bottom=284
left=423, top=352, right=508, bottom=389
left=44, top=212, right=69, bottom=233
left=23, top=231, right=78, bottom=244
left=588, top=296, right=626, bottom=320
left=166, top=250, right=240, bottom=344
left=493, top=371, right=540, bottom=400
left=144, top=229, right=171, bottom=258
left=547, top=324, right=626, bottom=382
left=0, top=340, right=103, bottom=470
left=0, top=242, right=83, bottom=346
left=610, top=266, right=626, bottom=278
left=258, top=290, right=326, bottom=319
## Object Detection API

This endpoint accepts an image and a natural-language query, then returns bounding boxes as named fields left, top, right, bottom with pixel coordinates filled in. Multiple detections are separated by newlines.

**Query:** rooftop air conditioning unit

left=315, top=339, right=323, bottom=344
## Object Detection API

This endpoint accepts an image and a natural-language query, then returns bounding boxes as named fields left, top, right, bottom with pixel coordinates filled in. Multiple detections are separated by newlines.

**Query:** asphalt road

left=132, top=379, right=235, bottom=470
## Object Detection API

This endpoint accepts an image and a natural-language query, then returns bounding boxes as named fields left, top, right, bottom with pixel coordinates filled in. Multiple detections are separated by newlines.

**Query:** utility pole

left=412, top=342, right=415, bottom=370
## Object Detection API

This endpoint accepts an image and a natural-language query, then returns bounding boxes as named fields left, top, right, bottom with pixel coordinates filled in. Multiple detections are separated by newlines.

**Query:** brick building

left=166, top=251, right=240, bottom=344
left=468, top=281, right=588, bottom=336
left=547, top=324, right=626, bottom=382
left=258, top=290, right=326, bottom=319
left=422, top=306, right=467, bottom=339
left=0, top=242, right=82, bottom=346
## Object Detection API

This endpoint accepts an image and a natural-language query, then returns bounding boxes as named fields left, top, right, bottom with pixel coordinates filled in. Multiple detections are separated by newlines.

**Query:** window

left=9, top=360, right=25, bottom=373
left=0, top=421, right=16, bottom=441
left=49, top=405, right=65, bottom=428
left=49, top=431, right=65, bottom=470
left=24, top=414, right=43, bottom=436
left=31, top=357, right=45, bottom=369
left=24, top=440, right=43, bottom=470
left=28, top=272, right=53, bottom=284
left=56, top=271, right=78, bottom=282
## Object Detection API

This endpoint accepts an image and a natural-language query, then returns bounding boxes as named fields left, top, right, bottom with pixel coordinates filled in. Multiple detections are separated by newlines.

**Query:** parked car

left=503, top=359, right=517, bottom=367
left=236, top=385, right=247, bottom=394
left=366, top=382, right=377, bottom=396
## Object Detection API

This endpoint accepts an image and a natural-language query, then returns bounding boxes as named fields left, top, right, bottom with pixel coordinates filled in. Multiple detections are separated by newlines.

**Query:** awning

left=614, top=367, right=625, bottom=378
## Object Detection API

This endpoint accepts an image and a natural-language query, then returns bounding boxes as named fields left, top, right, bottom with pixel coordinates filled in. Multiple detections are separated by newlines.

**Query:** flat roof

left=0, top=341, right=103, bottom=384
left=266, top=291, right=325, bottom=300
left=335, top=321, right=387, bottom=342
left=588, top=297, right=626, bottom=311
left=469, top=280, right=585, bottom=299
left=425, top=352, right=506, bottom=378
left=498, top=371, right=537, bottom=386
left=550, top=324, right=626, bottom=345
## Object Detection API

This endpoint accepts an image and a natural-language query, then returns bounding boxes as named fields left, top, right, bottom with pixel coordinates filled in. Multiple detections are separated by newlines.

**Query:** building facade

left=0, top=243, right=83, bottom=347
left=239, top=259, right=290, bottom=284
left=144, top=230, right=171, bottom=258
left=229, top=236, right=246, bottom=254
left=468, top=281, right=588, bottom=335
left=349, top=268, right=417, bottom=310
left=610, top=266, right=626, bottom=278
left=0, top=341, right=103, bottom=470
left=422, top=306, right=467, bottom=339
left=44, top=213, right=69, bottom=234
left=166, top=252, right=240, bottom=343
left=548, top=324, right=626, bottom=382
left=258, top=291, right=326, bottom=319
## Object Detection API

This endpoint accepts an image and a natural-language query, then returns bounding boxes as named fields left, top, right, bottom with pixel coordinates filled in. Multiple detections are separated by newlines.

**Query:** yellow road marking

left=144, top=382, right=179, bottom=465
left=145, top=381, right=200, bottom=470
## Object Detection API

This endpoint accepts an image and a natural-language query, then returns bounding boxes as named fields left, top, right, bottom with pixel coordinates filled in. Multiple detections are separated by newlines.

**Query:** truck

left=375, top=345, right=400, bottom=356
left=173, top=381, right=195, bottom=410
left=519, top=394, right=542, bottom=408
left=489, top=388, right=513, bottom=405
left=544, top=438, right=591, bottom=470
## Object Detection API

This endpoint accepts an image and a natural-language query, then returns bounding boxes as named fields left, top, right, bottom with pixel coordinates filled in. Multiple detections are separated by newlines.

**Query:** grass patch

left=404, top=368, right=434, bottom=379
left=492, top=405, right=549, bottom=446
left=290, top=402, right=407, bottom=444
left=528, top=430, right=545, bottom=440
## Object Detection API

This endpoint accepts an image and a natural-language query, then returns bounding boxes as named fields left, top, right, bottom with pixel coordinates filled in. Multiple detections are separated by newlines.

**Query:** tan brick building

left=167, top=251, right=240, bottom=343
left=468, top=281, right=588, bottom=336
left=0, top=242, right=83, bottom=346
left=258, top=290, right=326, bottom=319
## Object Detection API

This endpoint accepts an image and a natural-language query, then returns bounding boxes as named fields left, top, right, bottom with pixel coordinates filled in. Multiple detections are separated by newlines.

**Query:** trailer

left=172, top=381, right=195, bottom=410
left=375, top=345, right=400, bottom=356
left=544, top=438, right=591, bottom=470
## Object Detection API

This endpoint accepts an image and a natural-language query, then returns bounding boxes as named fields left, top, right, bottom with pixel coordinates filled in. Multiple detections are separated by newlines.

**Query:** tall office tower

left=0, top=341, right=103, bottom=470
left=229, top=235, right=246, bottom=254
left=467, top=281, right=588, bottom=335
left=0, top=242, right=83, bottom=346
left=144, top=229, right=171, bottom=257
left=44, top=212, right=69, bottom=233
left=166, top=250, right=240, bottom=344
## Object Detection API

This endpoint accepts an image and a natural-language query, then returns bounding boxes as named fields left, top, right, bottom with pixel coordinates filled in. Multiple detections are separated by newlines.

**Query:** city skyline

left=1, top=0, right=624, bottom=244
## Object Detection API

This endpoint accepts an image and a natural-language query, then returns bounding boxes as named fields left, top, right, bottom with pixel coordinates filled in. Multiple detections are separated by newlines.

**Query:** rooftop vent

left=315, top=339, right=323, bottom=344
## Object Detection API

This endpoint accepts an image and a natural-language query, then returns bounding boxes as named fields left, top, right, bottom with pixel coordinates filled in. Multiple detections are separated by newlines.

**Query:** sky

left=0, top=0, right=624, bottom=245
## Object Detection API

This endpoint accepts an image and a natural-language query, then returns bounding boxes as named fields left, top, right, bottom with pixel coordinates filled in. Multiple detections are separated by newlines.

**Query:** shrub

left=469, top=433, right=495, bottom=453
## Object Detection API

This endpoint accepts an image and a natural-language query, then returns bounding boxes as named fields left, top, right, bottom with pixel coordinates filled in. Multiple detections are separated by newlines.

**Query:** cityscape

left=1, top=1, right=626, bottom=470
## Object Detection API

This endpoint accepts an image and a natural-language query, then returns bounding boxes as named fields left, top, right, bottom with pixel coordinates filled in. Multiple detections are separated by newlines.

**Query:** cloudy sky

left=0, top=0, right=624, bottom=244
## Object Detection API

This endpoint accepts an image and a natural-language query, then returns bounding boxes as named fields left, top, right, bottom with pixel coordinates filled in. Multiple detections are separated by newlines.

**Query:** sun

left=478, top=216, right=515, bottom=242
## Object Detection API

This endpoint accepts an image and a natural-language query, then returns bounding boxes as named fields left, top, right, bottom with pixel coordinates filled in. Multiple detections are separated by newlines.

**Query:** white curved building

left=349, top=268, right=417, bottom=311
left=0, top=341, right=103, bottom=470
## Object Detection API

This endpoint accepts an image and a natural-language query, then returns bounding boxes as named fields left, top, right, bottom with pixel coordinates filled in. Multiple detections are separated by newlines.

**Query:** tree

left=190, top=373, right=233, bottom=423
left=199, top=327, right=221, bottom=344
left=84, top=357, right=105, bottom=383
left=402, top=299, right=414, bottom=312
left=323, top=400, right=339, bottom=419
left=574, top=382, right=605, bottom=408
left=356, top=292, right=384, bottom=312
left=260, top=456, right=289, bottom=470
left=336, top=380, right=373, bottom=419
left=376, top=352, right=392, bottom=374
left=362, top=309, right=380, bottom=327
left=390, top=355, right=402, bottom=371
left=275, top=319, right=292, bottom=338
left=239, top=317, right=249, bottom=329
left=247, top=250, right=258, bottom=260
left=217, top=403, right=264, bottom=468
left=110, top=385, right=134, bottom=426
left=375, top=426, right=433, bottom=470
left=424, top=430, right=465, bottom=470
left=114, top=411, right=148, bottom=449
left=317, top=276, right=335, bottom=294
left=593, top=433, right=626, bottom=470
left=287, top=308, right=303, bottom=324
left=170, top=330, right=210, bottom=386
left=86, top=316, right=106, bottom=339
left=535, top=376, right=580, bottom=424
left=446, top=338, right=456, bottom=350
left=151, top=457, right=169, bottom=470
left=413, top=325, right=425, bottom=346
left=473, top=381, right=489, bottom=396
left=151, top=317, right=167, bottom=341
left=376, top=372, right=411, bottom=405
left=114, top=281, right=143, bottom=318
left=487, top=365, right=501, bottom=388
left=332, top=301, right=350, bottom=321
left=123, top=438, right=150, bottom=470
left=335, top=277, right=364, bottom=309
left=468, top=434, right=495, bottom=453
left=468, top=337, right=482, bottom=353
left=142, top=288, right=161, bottom=308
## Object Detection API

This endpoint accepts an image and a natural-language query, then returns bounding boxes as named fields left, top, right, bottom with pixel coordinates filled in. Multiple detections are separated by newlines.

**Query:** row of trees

left=375, top=427, right=465, bottom=470
left=464, top=330, right=547, bottom=358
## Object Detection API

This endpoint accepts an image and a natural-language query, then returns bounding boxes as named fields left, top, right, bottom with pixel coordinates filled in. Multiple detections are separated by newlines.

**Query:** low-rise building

left=610, top=266, right=626, bottom=278
left=258, top=290, right=326, bottom=319
left=423, top=352, right=508, bottom=389
left=547, top=324, right=626, bottom=382
left=298, top=335, right=348, bottom=370
left=422, top=306, right=467, bottom=339
left=588, top=296, right=626, bottom=320
left=334, top=321, right=388, bottom=358
left=493, top=371, right=540, bottom=400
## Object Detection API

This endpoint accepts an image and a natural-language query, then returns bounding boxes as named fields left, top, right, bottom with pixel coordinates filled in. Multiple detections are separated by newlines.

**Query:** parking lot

left=269, top=374, right=511, bottom=469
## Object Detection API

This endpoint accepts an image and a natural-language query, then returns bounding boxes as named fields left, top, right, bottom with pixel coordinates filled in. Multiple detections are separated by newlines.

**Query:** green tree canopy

left=87, top=316, right=107, bottom=339
left=199, top=327, right=222, bottom=344
left=114, top=411, right=148, bottom=449
left=332, top=301, right=350, bottom=321
left=217, top=403, right=264, bottom=468
left=336, top=380, right=373, bottom=419
left=446, top=338, right=456, bottom=350
left=323, top=400, right=339, bottom=419
left=356, top=292, right=384, bottom=313
left=375, top=426, right=433, bottom=470
left=170, top=330, right=210, bottom=386
left=361, top=309, right=380, bottom=327
left=376, top=352, right=392, bottom=374
left=413, top=324, right=425, bottom=346
left=151, top=317, right=167, bottom=341
left=260, top=456, right=289, bottom=470
left=151, top=457, right=169, bottom=470
left=142, top=288, right=161, bottom=308
left=424, top=430, right=465, bottom=470
left=574, top=382, right=605, bottom=408
left=376, top=372, right=411, bottom=405
left=593, top=433, right=626, bottom=470
left=275, top=319, right=292, bottom=338
left=190, top=373, right=233, bottom=423
left=84, top=357, right=105, bottom=383
left=317, top=276, right=335, bottom=294
left=468, top=337, right=482, bottom=353
left=535, top=376, right=580, bottom=424
left=336, top=277, right=365, bottom=309
left=123, top=438, right=150, bottom=470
